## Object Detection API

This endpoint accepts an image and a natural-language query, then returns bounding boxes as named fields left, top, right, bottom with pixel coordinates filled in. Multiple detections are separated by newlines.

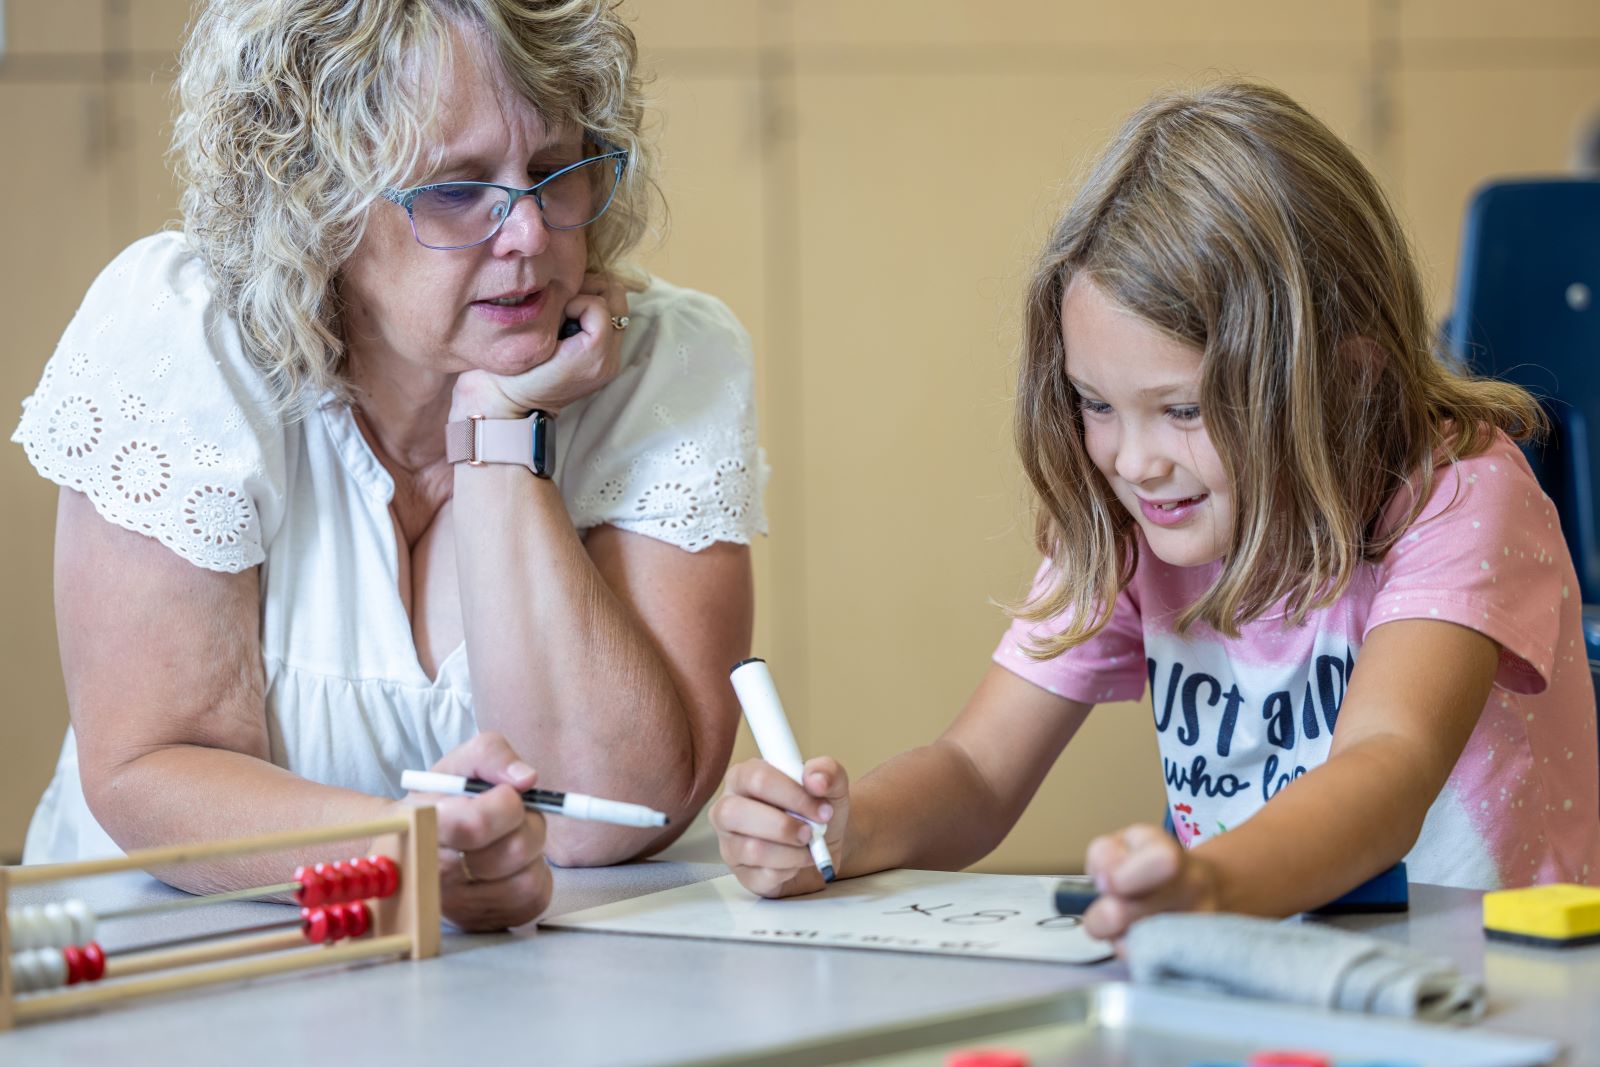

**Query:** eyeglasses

left=382, top=147, right=628, bottom=251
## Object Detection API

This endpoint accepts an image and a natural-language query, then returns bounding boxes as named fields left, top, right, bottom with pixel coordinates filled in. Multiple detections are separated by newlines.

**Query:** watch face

left=530, top=410, right=553, bottom=478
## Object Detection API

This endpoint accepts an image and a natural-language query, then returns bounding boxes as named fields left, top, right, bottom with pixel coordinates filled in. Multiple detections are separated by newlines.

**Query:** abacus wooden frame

left=0, top=806, right=441, bottom=1029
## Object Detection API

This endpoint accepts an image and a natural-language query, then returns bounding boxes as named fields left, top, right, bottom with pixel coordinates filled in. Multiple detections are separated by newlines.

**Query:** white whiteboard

left=543, top=869, right=1114, bottom=965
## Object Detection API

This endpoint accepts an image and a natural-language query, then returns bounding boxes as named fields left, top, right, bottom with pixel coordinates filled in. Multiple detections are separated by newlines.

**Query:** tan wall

left=2, top=1, right=1597, bottom=867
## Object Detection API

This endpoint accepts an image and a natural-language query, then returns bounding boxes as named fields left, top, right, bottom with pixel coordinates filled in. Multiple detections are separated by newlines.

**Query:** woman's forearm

left=87, top=745, right=395, bottom=896
left=452, top=464, right=702, bottom=865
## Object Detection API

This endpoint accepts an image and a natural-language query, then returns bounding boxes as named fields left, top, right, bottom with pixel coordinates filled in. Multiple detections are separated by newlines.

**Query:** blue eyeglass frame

left=381, top=146, right=629, bottom=250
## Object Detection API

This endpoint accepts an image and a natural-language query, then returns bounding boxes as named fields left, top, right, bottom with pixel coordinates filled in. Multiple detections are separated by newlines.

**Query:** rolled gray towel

left=1125, top=913, right=1485, bottom=1023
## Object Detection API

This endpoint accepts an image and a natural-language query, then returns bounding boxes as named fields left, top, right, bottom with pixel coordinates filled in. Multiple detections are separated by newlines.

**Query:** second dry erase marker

left=728, top=657, right=836, bottom=883
left=400, top=770, right=669, bottom=829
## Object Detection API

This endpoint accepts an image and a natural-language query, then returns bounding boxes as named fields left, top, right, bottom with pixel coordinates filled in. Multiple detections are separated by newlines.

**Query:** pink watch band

left=445, top=412, right=554, bottom=477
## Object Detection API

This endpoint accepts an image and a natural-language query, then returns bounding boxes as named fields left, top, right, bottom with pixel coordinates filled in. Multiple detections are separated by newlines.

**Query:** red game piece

left=945, top=1050, right=1030, bottom=1067
left=1248, top=1053, right=1332, bottom=1067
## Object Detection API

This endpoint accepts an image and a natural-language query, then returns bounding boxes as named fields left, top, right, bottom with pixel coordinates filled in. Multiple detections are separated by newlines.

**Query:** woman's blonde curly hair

left=172, top=0, right=655, bottom=414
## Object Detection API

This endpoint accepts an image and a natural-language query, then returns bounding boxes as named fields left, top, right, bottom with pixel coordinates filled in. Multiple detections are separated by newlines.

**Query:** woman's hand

left=710, top=756, right=851, bottom=898
left=452, top=272, right=628, bottom=419
left=1082, top=823, right=1222, bottom=945
left=406, top=732, right=552, bottom=931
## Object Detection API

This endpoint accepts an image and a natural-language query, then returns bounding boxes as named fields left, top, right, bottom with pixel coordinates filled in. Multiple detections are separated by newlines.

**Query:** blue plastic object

left=1310, top=862, right=1410, bottom=915
left=1585, top=606, right=1600, bottom=703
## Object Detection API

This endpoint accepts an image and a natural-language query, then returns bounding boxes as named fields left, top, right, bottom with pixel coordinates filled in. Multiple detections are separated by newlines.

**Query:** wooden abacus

left=0, top=807, right=440, bottom=1029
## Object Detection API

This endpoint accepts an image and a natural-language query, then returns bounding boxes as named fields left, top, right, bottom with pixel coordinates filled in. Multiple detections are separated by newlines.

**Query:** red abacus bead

left=62, top=945, right=85, bottom=985
left=82, top=942, right=106, bottom=982
left=302, top=864, right=331, bottom=909
left=330, top=860, right=355, bottom=904
left=325, top=903, right=350, bottom=942
left=293, top=864, right=316, bottom=906
left=316, top=861, right=342, bottom=904
left=340, top=901, right=371, bottom=939
left=372, top=855, right=400, bottom=898
left=301, top=906, right=329, bottom=944
left=347, top=857, right=377, bottom=900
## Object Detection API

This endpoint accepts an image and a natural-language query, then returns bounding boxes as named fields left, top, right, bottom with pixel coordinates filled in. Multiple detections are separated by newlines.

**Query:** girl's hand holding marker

left=1082, top=824, right=1222, bottom=941
left=714, top=659, right=849, bottom=897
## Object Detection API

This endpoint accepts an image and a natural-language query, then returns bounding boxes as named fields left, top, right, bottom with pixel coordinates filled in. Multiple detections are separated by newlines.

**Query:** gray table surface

left=4, top=832, right=1599, bottom=1066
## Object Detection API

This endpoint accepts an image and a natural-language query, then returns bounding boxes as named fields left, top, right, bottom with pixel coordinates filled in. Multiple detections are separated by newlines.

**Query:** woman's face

left=340, top=30, right=589, bottom=392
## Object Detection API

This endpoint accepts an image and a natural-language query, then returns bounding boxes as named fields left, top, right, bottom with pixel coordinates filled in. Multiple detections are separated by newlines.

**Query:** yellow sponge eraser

left=1483, top=884, right=1600, bottom=947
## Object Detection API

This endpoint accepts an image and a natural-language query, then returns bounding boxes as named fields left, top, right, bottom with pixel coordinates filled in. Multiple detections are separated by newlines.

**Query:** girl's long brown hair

left=1015, top=81, right=1543, bottom=655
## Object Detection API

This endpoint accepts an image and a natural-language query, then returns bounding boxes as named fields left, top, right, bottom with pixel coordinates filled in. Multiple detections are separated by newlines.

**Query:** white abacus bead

left=10, top=947, right=67, bottom=993
left=64, top=899, right=96, bottom=945
left=41, top=902, right=73, bottom=949
left=6, top=905, right=28, bottom=950
left=10, top=949, right=41, bottom=993
left=12, top=948, right=37, bottom=992
left=8, top=905, right=45, bottom=950
left=39, top=946, right=67, bottom=991
left=7, top=900, right=93, bottom=951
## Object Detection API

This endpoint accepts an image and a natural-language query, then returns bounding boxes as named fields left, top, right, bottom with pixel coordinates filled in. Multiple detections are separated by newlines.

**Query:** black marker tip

left=820, top=865, right=836, bottom=884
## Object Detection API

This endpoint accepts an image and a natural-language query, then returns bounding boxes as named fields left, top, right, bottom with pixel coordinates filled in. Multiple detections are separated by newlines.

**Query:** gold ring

left=458, top=850, right=477, bottom=884
left=609, top=315, right=630, bottom=331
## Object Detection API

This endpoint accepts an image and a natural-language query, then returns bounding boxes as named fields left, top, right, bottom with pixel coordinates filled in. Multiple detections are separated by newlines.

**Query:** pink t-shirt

left=994, top=435, right=1600, bottom=890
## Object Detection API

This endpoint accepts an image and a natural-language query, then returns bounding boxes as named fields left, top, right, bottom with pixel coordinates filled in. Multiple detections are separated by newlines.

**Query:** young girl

left=710, top=81, right=1600, bottom=941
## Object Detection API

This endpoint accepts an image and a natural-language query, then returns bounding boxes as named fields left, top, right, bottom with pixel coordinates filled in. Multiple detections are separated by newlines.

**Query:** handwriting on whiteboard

left=545, top=870, right=1113, bottom=965
left=883, top=903, right=1085, bottom=928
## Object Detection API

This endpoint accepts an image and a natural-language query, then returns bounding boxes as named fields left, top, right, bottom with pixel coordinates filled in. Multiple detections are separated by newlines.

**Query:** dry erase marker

left=1053, top=875, right=1099, bottom=916
left=728, top=657, right=836, bottom=883
left=400, top=770, right=669, bottom=829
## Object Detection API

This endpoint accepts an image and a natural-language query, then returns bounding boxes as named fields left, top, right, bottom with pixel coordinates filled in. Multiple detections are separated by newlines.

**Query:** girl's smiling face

left=1063, top=275, right=1233, bottom=568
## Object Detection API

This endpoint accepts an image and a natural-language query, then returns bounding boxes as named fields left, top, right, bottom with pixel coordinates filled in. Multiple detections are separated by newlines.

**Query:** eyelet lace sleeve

left=11, top=232, right=288, bottom=574
left=558, top=279, right=769, bottom=552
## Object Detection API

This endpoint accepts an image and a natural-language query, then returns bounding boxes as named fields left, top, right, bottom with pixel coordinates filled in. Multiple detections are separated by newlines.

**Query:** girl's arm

left=849, top=664, right=1095, bottom=872
left=1085, top=618, right=1499, bottom=938
left=712, top=662, right=1093, bottom=897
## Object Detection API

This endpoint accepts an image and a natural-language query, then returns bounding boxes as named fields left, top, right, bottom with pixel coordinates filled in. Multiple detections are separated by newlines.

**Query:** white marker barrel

left=400, top=770, right=469, bottom=795
left=730, top=658, right=835, bottom=881
left=730, top=659, right=807, bottom=783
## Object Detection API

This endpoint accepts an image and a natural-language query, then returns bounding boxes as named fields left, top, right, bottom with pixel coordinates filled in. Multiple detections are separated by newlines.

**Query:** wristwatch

left=445, top=411, right=554, bottom=478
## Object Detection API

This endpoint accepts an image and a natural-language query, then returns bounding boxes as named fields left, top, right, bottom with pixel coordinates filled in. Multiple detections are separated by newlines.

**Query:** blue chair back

left=1444, top=179, right=1600, bottom=607
left=1587, top=605, right=1600, bottom=704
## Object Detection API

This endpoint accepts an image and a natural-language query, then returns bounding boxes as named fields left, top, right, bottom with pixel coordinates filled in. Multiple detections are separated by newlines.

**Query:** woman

left=11, top=0, right=764, bottom=931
